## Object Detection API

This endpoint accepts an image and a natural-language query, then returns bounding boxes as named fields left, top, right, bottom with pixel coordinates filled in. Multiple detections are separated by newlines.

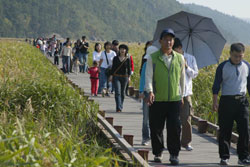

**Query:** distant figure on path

left=93, top=43, right=102, bottom=64
left=63, top=37, right=70, bottom=46
left=80, top=36, right=89, bottom=73
left=54, top=47, right=60, bottom=65
left=212, top=43, right=250, bottom=166
left=74, top=39, right=82, bottom=64
left=125, top=53, right=134, bottom=96
left=173, top=38, right=198, bottom=151
left=111, top=40, right=119, bottom=54
left=88, top=61, right=99, bottom=96
left=60, top=41, right=72, bottom=74
left=139, top=41, right=153, bottom=76
left=145, top=28, right=185, bottom=165
left=98, top=41, right=116, bottom=97
left=72, top=57, right=80, bottom=75
left=109, top=44, right=131, bottom=112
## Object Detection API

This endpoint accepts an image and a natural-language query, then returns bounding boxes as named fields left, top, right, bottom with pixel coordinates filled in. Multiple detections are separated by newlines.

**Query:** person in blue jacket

left=139, top=45, right=159, bottom=146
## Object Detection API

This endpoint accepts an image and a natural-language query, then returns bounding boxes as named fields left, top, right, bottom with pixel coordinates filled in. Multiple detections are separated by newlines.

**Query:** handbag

left=104, top=51, right=112, bottom=76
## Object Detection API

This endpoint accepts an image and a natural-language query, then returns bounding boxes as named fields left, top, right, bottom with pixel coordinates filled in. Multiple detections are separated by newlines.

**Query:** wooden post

left=123, top=134, right=134, bottom=146
left=128, top=86, right=134, bottom=96
left=138, top=149, right=149, bottom=161
left=105, top=117, right=114, bottom=126
left=98, top=110, right=105, bottom=117
left=134, top=89, right=139, bottom=99
left=198, top=120, right=208, bottom=133
left=114, top=125, right=123, bottom=135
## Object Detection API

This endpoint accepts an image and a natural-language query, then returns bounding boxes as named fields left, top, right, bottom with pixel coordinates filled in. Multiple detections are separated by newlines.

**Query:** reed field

left=0, top=40, right=125, bottom=167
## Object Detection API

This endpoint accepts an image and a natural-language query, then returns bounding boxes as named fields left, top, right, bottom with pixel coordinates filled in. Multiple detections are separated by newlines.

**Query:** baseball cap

left=160, top=28, right=175, bottom=39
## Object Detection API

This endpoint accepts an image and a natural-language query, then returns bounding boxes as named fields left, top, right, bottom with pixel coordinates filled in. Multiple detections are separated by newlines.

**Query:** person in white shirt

left=98, top=41, right=116, bottom=96
left=60, top=41, right=73, bottom=74
left=40, top=41, right=47, bottom=56
left=93, top=43, right=102, bottom=63
left=173, top=38, right=198, bottom=151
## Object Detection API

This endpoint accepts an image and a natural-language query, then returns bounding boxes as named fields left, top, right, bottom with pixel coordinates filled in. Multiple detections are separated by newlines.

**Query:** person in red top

left=125, top=54, right=134, bottom=96
left=88, top=61, right=99, bottom=96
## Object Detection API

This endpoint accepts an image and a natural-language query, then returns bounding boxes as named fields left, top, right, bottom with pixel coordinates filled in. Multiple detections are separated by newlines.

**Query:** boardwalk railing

left=192, top=115, right=239, bottom=143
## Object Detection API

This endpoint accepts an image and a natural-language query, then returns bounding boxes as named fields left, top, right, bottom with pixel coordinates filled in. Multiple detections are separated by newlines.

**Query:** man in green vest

left=145, top=28, right=185, bottom=165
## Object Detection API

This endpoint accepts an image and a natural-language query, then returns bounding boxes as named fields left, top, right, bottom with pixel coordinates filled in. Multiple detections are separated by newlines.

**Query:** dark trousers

left=54, top=56, right=59, bottom=65
left=62, top=56, right=70, bottom=73
left=113, top=76, right=128, bottom=111
left=149, top=101, right=181, bottom=156
left=218, top=96, right=249, bottom=160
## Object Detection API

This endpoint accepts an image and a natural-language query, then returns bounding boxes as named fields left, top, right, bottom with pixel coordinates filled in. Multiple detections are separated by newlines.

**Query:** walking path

left=49, top=57, right=240, bottom=166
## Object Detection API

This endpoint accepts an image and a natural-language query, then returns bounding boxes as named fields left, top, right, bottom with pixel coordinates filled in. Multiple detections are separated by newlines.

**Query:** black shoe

left=238, top=157, right=250, bottom=165
left=169, top=155, right=179, bottom=165
left=105, top=93, right=110, bottom=97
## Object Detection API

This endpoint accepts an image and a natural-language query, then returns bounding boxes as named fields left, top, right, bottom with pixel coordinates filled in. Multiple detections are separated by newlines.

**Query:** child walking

left=73, top=56, right=80, bottom=75
left=88, top=61, right=99, bottom=96
left=54, top=48, right=59, bottom=65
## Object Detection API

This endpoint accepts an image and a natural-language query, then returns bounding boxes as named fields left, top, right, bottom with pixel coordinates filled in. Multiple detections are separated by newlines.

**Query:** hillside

left=1, top=0, right=250, bottom=43
left=0, top=0, right=183, bottom=41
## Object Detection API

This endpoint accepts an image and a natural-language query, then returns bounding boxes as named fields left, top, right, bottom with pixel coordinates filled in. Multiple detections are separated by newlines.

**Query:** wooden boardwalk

left=67, top=72, right=241, bottom=167
left=49, top=57, right=240, bottom=166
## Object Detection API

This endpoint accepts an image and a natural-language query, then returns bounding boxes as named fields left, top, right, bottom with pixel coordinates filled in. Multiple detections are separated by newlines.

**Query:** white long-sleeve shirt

left=183, top=52, right=198, bottom=97
left=93, top=51, right=102, bottom=62
left=145, top=51, right=185, bottom=97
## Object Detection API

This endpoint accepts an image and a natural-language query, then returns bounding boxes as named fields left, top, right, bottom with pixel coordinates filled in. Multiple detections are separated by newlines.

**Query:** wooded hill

left=1, top=0, right=250, bottom=44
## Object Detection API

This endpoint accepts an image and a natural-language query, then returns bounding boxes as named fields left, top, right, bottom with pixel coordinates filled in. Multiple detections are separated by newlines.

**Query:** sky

left=176, top=0, right=250, bottom=19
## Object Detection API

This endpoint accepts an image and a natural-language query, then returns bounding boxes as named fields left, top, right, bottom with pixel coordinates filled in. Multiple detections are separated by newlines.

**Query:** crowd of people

left=32, top=29, right=250, bottom=166
left=33, top=35, right=135, bottom=113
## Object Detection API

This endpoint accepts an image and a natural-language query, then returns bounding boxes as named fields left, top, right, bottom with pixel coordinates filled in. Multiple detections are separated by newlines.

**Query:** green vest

left=151, top=50, right=183, bottom=101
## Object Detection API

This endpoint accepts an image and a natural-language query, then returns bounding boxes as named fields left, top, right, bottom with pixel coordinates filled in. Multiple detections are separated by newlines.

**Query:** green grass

left=0, top=41, right=123, bottom=166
